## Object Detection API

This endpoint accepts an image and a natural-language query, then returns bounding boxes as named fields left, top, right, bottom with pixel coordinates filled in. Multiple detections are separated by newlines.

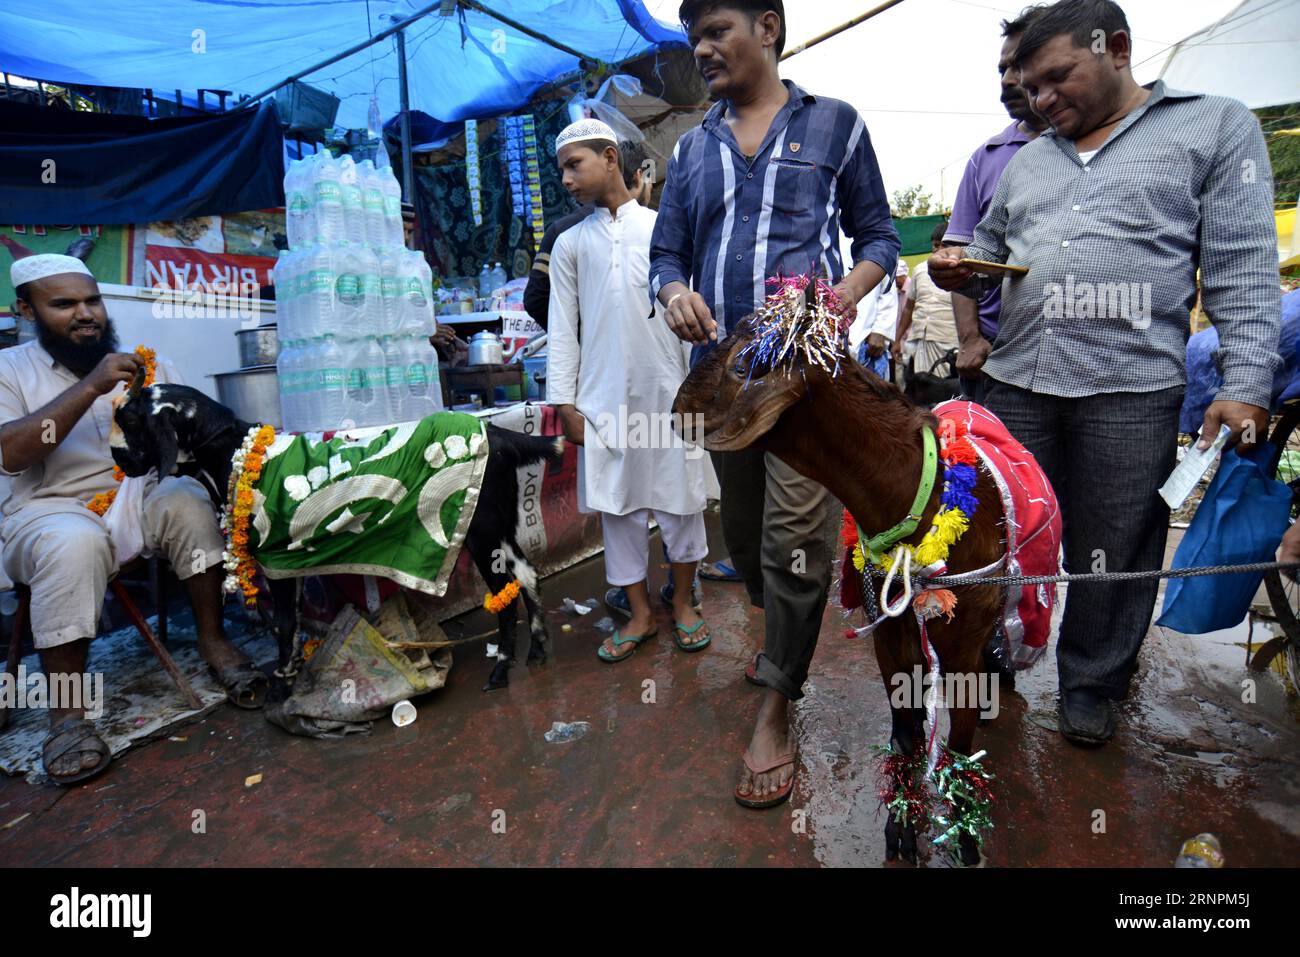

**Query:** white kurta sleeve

left=546, top=230, right=582, bottom=407
left=870, top=275, right=898, bottom=342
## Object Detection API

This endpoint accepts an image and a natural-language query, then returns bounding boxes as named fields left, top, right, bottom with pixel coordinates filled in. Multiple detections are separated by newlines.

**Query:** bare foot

left=196, top=632, right=248, bottom=673
left=735, top=689, right=794, bottom=801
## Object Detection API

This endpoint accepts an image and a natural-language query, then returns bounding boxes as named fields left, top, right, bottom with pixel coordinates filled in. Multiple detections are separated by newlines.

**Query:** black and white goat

left=109, top=377, right=564, bottom=692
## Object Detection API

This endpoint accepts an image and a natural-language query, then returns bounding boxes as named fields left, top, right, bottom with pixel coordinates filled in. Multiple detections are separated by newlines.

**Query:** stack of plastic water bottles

left=274, top=153, right=444, bottom=432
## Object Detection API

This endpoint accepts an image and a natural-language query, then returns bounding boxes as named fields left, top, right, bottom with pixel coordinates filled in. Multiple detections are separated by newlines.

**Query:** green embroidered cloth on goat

left=249, top=412, right=487, bottom=595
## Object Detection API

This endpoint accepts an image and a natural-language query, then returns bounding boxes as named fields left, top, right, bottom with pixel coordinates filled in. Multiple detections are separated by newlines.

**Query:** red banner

left=145, top=210, right=283, bottom=295
left=144, top=245, right=272, bottom=295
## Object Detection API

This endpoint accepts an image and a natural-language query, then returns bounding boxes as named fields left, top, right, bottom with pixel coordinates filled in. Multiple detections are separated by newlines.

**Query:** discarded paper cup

left=391, top=700, right=417, bottom=727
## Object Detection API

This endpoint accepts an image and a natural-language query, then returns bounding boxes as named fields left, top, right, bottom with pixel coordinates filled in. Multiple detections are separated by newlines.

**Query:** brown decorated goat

left=674, top=318, right=1009, bottom=866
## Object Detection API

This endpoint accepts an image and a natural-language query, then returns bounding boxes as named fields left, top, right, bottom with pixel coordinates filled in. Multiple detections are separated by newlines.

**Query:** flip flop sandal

left=596, top=629, right=658, bottom=663
left=42, top=716, right=111, bottom=786
left=210, top=661, right=270, bottom=710
left=744, top=655, right=763, bottom=686
left=673, top=619, right=711, bottom=652
left=699, top=560, right=743, bottom=582
left=734, top=747, right=798, bottom=810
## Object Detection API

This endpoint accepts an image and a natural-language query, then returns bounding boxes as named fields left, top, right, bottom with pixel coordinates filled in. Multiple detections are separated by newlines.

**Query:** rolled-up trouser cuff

left=755, top=653, right=803, bottom=701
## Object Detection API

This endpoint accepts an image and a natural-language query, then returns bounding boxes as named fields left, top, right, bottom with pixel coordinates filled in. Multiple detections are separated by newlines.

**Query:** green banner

left=1, top=224, right=131, bottom=315
left=893, top=215, right=950, bottom=257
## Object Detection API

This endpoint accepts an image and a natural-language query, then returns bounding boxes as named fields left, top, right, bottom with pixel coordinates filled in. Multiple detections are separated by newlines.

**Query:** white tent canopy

left=1157, top=0, right=1300, bottom=108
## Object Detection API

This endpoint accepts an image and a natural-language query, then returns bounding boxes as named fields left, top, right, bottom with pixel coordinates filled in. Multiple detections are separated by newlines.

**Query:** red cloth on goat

left=933, top=400, right=1061, bottom=667
left=839, top=402, right=1061, bottom=669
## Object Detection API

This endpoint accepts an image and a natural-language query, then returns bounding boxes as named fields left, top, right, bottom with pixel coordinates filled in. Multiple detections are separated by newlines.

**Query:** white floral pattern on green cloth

left=250, top=412, right=488, bottom=595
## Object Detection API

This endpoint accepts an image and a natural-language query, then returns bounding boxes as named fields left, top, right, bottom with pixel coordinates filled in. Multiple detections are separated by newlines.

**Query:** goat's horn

left=126, top=363, right=147, bottom=398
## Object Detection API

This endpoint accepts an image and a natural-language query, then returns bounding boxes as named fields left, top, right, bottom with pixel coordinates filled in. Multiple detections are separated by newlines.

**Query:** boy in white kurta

left=547, top=119, right=710, bottom=662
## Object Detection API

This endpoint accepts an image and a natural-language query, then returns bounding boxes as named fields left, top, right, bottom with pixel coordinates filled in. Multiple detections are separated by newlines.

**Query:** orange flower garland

left=85, top=346, right=156, bottom=516
left=483, top=580, right=521, bottom=615
left=220, top=424, right=276, bottom=605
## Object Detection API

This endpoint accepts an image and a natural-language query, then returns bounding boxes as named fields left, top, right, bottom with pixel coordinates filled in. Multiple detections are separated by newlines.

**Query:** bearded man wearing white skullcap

left=0, top=254, right=266, bottom=785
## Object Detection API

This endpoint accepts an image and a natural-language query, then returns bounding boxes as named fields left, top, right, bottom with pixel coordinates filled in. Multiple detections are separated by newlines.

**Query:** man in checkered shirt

left=930, top=0, right=1282, bottom=745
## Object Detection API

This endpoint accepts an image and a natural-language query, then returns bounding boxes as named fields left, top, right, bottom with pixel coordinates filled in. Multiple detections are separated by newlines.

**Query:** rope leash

left=878, top=560, right=1300, bottom=590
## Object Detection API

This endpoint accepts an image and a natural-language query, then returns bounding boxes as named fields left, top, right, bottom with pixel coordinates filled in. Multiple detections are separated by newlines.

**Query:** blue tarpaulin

left=0, top=98, right=286, bottom=224
left=1, top=1, right=687, bottom=131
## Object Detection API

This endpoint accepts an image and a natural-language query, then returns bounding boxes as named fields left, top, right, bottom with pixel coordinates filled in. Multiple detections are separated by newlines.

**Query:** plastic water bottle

left=1175, top=833, right=1224, bottom=868
left=298, top=338, right=321, bottom=430
left=358, top=243, right=382, bottom=333
left=403, top=333, right=442, bottom=419
left=304, top=244, right=336, bottom=337
left=404, top=251, right=434, bottom=336
left=334, top=241, right=364, bottom=332
left=291, top=339, right=312, bottom=432
left=290, top=248, right=311, bottom=339
left=284, top=161, right=302, bottom=248
left=276, top=339, right=298, bottom=431
left=344, top=335, right=383, bottom=427
left=286, top=160, right=316, bottom=249
left=490, top=262, right=507, bottom=296
left=377, top=249, right=400, bottom=336
left=360, top=160, right=388, bottom=249
left=314, top=155, right=344, bottom=243
left=381, top=167, right=404, bottom=248
left=478, top=264, right=492, bottom=299
left=366, top=335, right=390, bottom=425
left=381, top=335, right=407, bottom=422
left=272, top=250, right=294, bottom=338
left=339, top=155, right=364, bottom=243
left=317, top=335, right=348, bottom=430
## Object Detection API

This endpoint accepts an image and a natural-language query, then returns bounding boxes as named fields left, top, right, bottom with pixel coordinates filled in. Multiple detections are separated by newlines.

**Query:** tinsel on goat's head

left=738, top=274, right=847, bottom=377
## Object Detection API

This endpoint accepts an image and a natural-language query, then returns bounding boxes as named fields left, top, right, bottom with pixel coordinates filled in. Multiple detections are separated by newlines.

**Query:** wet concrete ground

left=1, top=520, right=1298, bottom=867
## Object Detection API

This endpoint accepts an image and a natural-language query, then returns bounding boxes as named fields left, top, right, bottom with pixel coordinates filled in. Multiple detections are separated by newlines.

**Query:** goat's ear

left=702, top=368, right=806, bottom=452
left=153, top=409, right=180, bottom=479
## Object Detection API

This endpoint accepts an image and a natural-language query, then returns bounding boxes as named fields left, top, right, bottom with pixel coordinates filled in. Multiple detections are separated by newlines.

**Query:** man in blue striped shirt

left=650, top=0, right=899, bottom=809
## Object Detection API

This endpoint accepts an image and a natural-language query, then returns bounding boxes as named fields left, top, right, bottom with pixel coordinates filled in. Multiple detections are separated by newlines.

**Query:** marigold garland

left=852, top=416, right=981, bottom=596
left=220, top=423, right=276, bottom=605
left=85, top=346, right=157, bottom=516
left=484, top=580, right=521, bottom=615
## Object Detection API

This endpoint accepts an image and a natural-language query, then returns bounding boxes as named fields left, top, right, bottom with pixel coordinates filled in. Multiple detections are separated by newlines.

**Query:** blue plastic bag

left=1157, top=442, right=1293, bottom=634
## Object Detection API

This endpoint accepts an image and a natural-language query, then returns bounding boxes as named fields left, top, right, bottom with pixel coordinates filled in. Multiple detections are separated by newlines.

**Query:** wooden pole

left=780, top=0, right=907, bottom=61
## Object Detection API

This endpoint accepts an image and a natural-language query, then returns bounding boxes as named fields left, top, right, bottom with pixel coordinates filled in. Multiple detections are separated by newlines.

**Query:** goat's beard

left=35, top=314, right=120, bottom=376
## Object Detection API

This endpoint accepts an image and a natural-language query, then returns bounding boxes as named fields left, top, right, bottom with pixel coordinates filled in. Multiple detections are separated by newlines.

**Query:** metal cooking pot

left=467, top=331, right=504, bottom=366
left=235, top=324, right=279, bottom=368
left=210, top=365, right=282, bottom=428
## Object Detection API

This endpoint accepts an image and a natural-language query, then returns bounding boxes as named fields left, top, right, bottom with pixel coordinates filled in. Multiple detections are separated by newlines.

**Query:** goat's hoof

left=884, top=818, right=918, bottom=865
left=483, top=662, right=511, bottom=691
left=953, top=834, right=984, bottom=868
left=526, top=641, right=549, bottom=666
left=900, top=825, right=919, bottom=865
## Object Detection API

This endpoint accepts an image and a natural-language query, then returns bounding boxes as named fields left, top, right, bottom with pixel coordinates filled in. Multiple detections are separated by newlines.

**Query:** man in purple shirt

left=943, top=6, right=1050, bottom=403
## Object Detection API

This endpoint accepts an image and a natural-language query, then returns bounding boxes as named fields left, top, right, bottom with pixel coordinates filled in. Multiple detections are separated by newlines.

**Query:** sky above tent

left=2, top=0, right=686, bottom=131
left=647, top=0, right=1246, bottom=206
left=3, top=0, right=1272, bottom=206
